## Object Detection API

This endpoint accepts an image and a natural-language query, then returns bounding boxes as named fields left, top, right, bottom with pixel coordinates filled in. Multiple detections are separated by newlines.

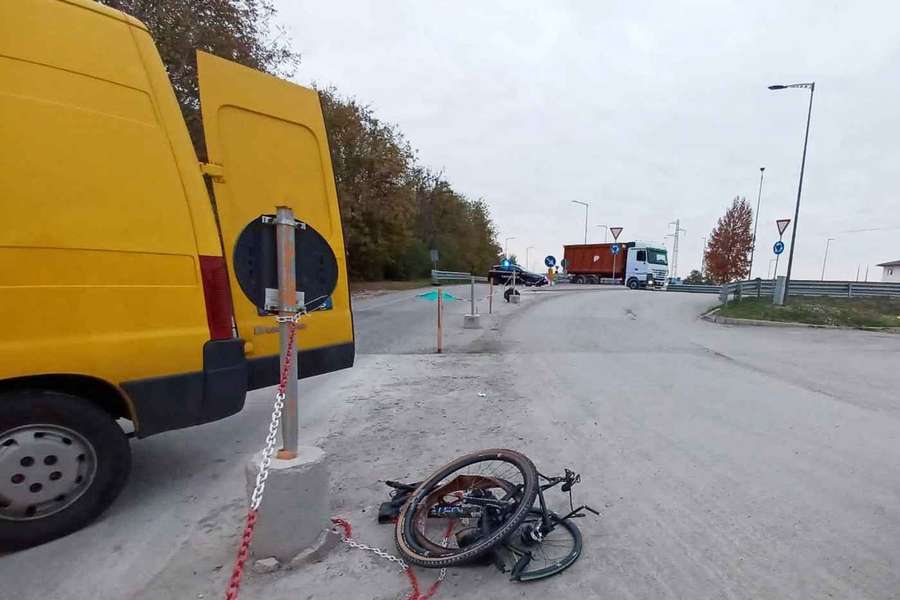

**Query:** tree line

left=101, top=0, right=501, bottom=281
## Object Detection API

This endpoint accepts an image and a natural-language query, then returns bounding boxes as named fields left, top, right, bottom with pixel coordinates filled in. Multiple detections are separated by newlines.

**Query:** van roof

left=59, top=0, right=149, bottom=32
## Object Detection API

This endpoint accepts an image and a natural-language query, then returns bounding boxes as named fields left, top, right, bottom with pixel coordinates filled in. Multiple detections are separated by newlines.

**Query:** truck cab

left=624, top=244, right=668, bottom=289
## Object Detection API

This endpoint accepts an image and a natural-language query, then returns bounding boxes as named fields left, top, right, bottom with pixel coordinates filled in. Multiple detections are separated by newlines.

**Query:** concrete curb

left=701, top=307, right=900, bottom=333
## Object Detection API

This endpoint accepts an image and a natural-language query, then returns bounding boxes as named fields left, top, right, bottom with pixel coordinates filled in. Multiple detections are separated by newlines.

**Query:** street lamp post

left=572, top=201, right=589, bottom=244
left=596, top=224, right=608, bottom=243
left=505, top=236, right=516, bottom=260
left=748, top=167, right=765, bottom=278
left=769, top=81, right=815, bottom=302
left=821, top=237, right=835, bottom=280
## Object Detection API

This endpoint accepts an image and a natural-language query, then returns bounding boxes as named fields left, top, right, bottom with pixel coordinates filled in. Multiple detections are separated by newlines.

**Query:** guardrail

left=668, top=279, right=900, bottom=299
left=431, top=270, right=489, bottom=284
left=666, top=284, right=721, bottom=294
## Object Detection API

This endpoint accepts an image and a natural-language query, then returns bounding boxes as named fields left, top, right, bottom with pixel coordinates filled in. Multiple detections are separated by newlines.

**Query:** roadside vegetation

left=101, top=0, right=501, bottom=282
left=718, top=297, right=900, bottom=328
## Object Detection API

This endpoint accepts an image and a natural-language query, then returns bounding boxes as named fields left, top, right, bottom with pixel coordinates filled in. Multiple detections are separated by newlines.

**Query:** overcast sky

left=274, top=0, right=899, bottom=280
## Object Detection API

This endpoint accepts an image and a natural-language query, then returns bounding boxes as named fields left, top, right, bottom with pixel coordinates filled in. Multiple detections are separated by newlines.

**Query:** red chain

left=224, top=321, right=448, bottom=600
left=224, top=320, right=298, bottom=600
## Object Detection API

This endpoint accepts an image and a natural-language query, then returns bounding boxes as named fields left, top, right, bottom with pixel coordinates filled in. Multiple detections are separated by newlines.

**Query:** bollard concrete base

left=773, top=275, right=786, bottom=305
left=245, top=445, right=330, bottom=563
left=463, top=313, right=482, bottom=329
left=510, top=294, right=521, bottom=304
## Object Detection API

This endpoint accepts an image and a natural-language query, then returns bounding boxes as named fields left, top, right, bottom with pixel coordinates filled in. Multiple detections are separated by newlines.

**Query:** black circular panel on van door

left=232, top=216, right=339, bottom=313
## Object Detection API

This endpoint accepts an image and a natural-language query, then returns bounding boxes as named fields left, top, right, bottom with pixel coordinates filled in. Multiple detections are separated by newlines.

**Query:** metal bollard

left=436, top=285, right=443, bottom=354
left=275, top=206, right=299, bottom=459
left=489, top=280, right=493, bottom=314
left=470, top=276, right=476, bottom=315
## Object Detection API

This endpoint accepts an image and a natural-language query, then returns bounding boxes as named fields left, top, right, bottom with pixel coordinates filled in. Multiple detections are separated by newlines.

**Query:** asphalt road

left=3, top=286, right=899, bottom=599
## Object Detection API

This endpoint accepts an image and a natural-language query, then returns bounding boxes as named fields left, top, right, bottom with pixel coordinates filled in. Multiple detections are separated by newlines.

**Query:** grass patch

left=717, top=296, right=900, bottom=328
left=350, top=279, right=432, bottom=294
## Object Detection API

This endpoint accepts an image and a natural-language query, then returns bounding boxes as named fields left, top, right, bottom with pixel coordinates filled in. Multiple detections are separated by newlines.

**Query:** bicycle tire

left=503, top=509, right=582, bottom=582
left=395, top=449, right=538, bottom=568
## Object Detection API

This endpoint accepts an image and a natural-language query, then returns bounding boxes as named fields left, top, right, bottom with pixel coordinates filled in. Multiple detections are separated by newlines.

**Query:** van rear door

left=196, top=51, right=353, bottom=386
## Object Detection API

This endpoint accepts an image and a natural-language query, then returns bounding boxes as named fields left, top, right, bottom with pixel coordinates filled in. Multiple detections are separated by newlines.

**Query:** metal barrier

left=431, top=269, right=489, bottom=284
left=669, top=279, right=900, bottom=299
left=666, top=284, right=721, bottom=294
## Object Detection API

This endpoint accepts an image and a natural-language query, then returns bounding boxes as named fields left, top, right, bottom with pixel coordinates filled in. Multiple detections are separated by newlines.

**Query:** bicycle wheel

left=395, top=449, right=538, bottom=568
left=501, top=508, right=582, bottom=582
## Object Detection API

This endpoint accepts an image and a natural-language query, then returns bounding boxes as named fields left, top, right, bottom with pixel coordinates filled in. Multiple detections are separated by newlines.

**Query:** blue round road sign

left=544, top=255, right=556, bottom=268
left=773, top=240, right=784, bottom=255
left=610, top=244, right=621, bottom=255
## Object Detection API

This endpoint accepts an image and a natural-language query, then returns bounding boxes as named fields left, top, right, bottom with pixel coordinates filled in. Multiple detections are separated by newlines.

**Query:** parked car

left=488, top=264, right=549, bottom=287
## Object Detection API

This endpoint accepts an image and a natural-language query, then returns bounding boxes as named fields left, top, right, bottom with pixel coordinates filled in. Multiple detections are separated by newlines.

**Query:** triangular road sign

left=609, top=227, right=623, bottom=241
left=776, top=219, right=791, bottom=236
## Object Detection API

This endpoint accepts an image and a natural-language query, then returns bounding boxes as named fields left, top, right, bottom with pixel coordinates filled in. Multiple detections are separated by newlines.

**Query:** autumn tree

left=704, top=197, right=754, bottom=283
left=99, top=0, right=299, bottom=159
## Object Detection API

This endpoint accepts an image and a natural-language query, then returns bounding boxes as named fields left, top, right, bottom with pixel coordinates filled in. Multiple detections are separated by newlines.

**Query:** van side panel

left=0, top=1, right=215, bottom=424
left=128, top=28, right=222, bottom=258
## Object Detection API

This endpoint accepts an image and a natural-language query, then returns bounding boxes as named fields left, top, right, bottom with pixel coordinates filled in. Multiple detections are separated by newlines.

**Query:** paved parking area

left=3, top=288, right=898, bottom=599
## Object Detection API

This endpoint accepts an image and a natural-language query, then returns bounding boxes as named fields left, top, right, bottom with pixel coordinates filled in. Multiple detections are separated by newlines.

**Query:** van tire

left=627, top=278, right=640, bottom=290
left=0, top=390, right=131, bottom=551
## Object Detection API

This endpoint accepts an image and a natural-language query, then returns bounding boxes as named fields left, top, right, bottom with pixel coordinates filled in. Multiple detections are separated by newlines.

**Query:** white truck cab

left=624, top=243, right=668, bottom=289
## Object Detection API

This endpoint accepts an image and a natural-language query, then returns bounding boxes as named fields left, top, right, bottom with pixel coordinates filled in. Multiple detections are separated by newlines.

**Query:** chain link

left=249, top=390, right=285, bottom=511
left=225, top=317, right=299, bottom=600
left=341, top=536, right=410, bottom=570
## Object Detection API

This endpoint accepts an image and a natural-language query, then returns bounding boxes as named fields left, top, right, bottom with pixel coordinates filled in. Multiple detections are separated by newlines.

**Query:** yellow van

left=0, top=0, right=353, bottom=549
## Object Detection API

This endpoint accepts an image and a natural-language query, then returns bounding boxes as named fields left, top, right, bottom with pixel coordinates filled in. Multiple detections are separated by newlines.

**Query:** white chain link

left=339, top=534, right=410, bottom=570
left=249, top=389, right=285, bottom=511
left=336, top=530, right=450, bottom=581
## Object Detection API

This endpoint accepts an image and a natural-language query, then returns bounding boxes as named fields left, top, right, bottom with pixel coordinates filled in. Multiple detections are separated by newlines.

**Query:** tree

left=684, top=269, right=713, bottom=284
left=105, top=2, right=502, bottom=281
left=705, top=197, right=754, bottom=283
left=99, top=0, right=299, bottom=160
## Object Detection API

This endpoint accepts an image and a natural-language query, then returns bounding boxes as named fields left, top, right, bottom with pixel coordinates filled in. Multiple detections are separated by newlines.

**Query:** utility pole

left=526, top=246, right=535, bottom=271
left=667, top=219, right=686, bottom=278
left=856, top=264, right=860, bottom=282
left=748, top=167, right=765, bottom=278
left=768, top=258, right=777, bottom=279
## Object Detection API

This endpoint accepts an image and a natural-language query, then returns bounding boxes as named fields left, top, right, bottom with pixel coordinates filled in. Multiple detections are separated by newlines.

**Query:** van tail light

left=198, top=255, right=236, bottom=340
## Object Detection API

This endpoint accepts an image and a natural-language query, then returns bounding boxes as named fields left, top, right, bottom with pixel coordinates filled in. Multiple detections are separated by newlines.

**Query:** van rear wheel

left=0, top=390, right=131, bottom=551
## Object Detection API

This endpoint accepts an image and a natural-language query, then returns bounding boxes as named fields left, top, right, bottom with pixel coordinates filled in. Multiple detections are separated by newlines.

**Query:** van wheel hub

left=0, top=425, right=97, bottom=521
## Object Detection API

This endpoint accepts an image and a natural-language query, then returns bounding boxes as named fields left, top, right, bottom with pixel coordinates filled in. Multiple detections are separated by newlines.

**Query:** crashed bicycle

left=389, top=449, right=599, bottom=582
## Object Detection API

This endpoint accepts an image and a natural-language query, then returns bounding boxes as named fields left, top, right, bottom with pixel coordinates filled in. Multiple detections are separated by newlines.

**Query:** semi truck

left=563, top=242, right=668, bottom=289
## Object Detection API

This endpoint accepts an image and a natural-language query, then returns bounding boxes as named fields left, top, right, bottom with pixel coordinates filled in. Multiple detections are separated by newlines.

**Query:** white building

left=877, top=260, right=900, bottom=282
